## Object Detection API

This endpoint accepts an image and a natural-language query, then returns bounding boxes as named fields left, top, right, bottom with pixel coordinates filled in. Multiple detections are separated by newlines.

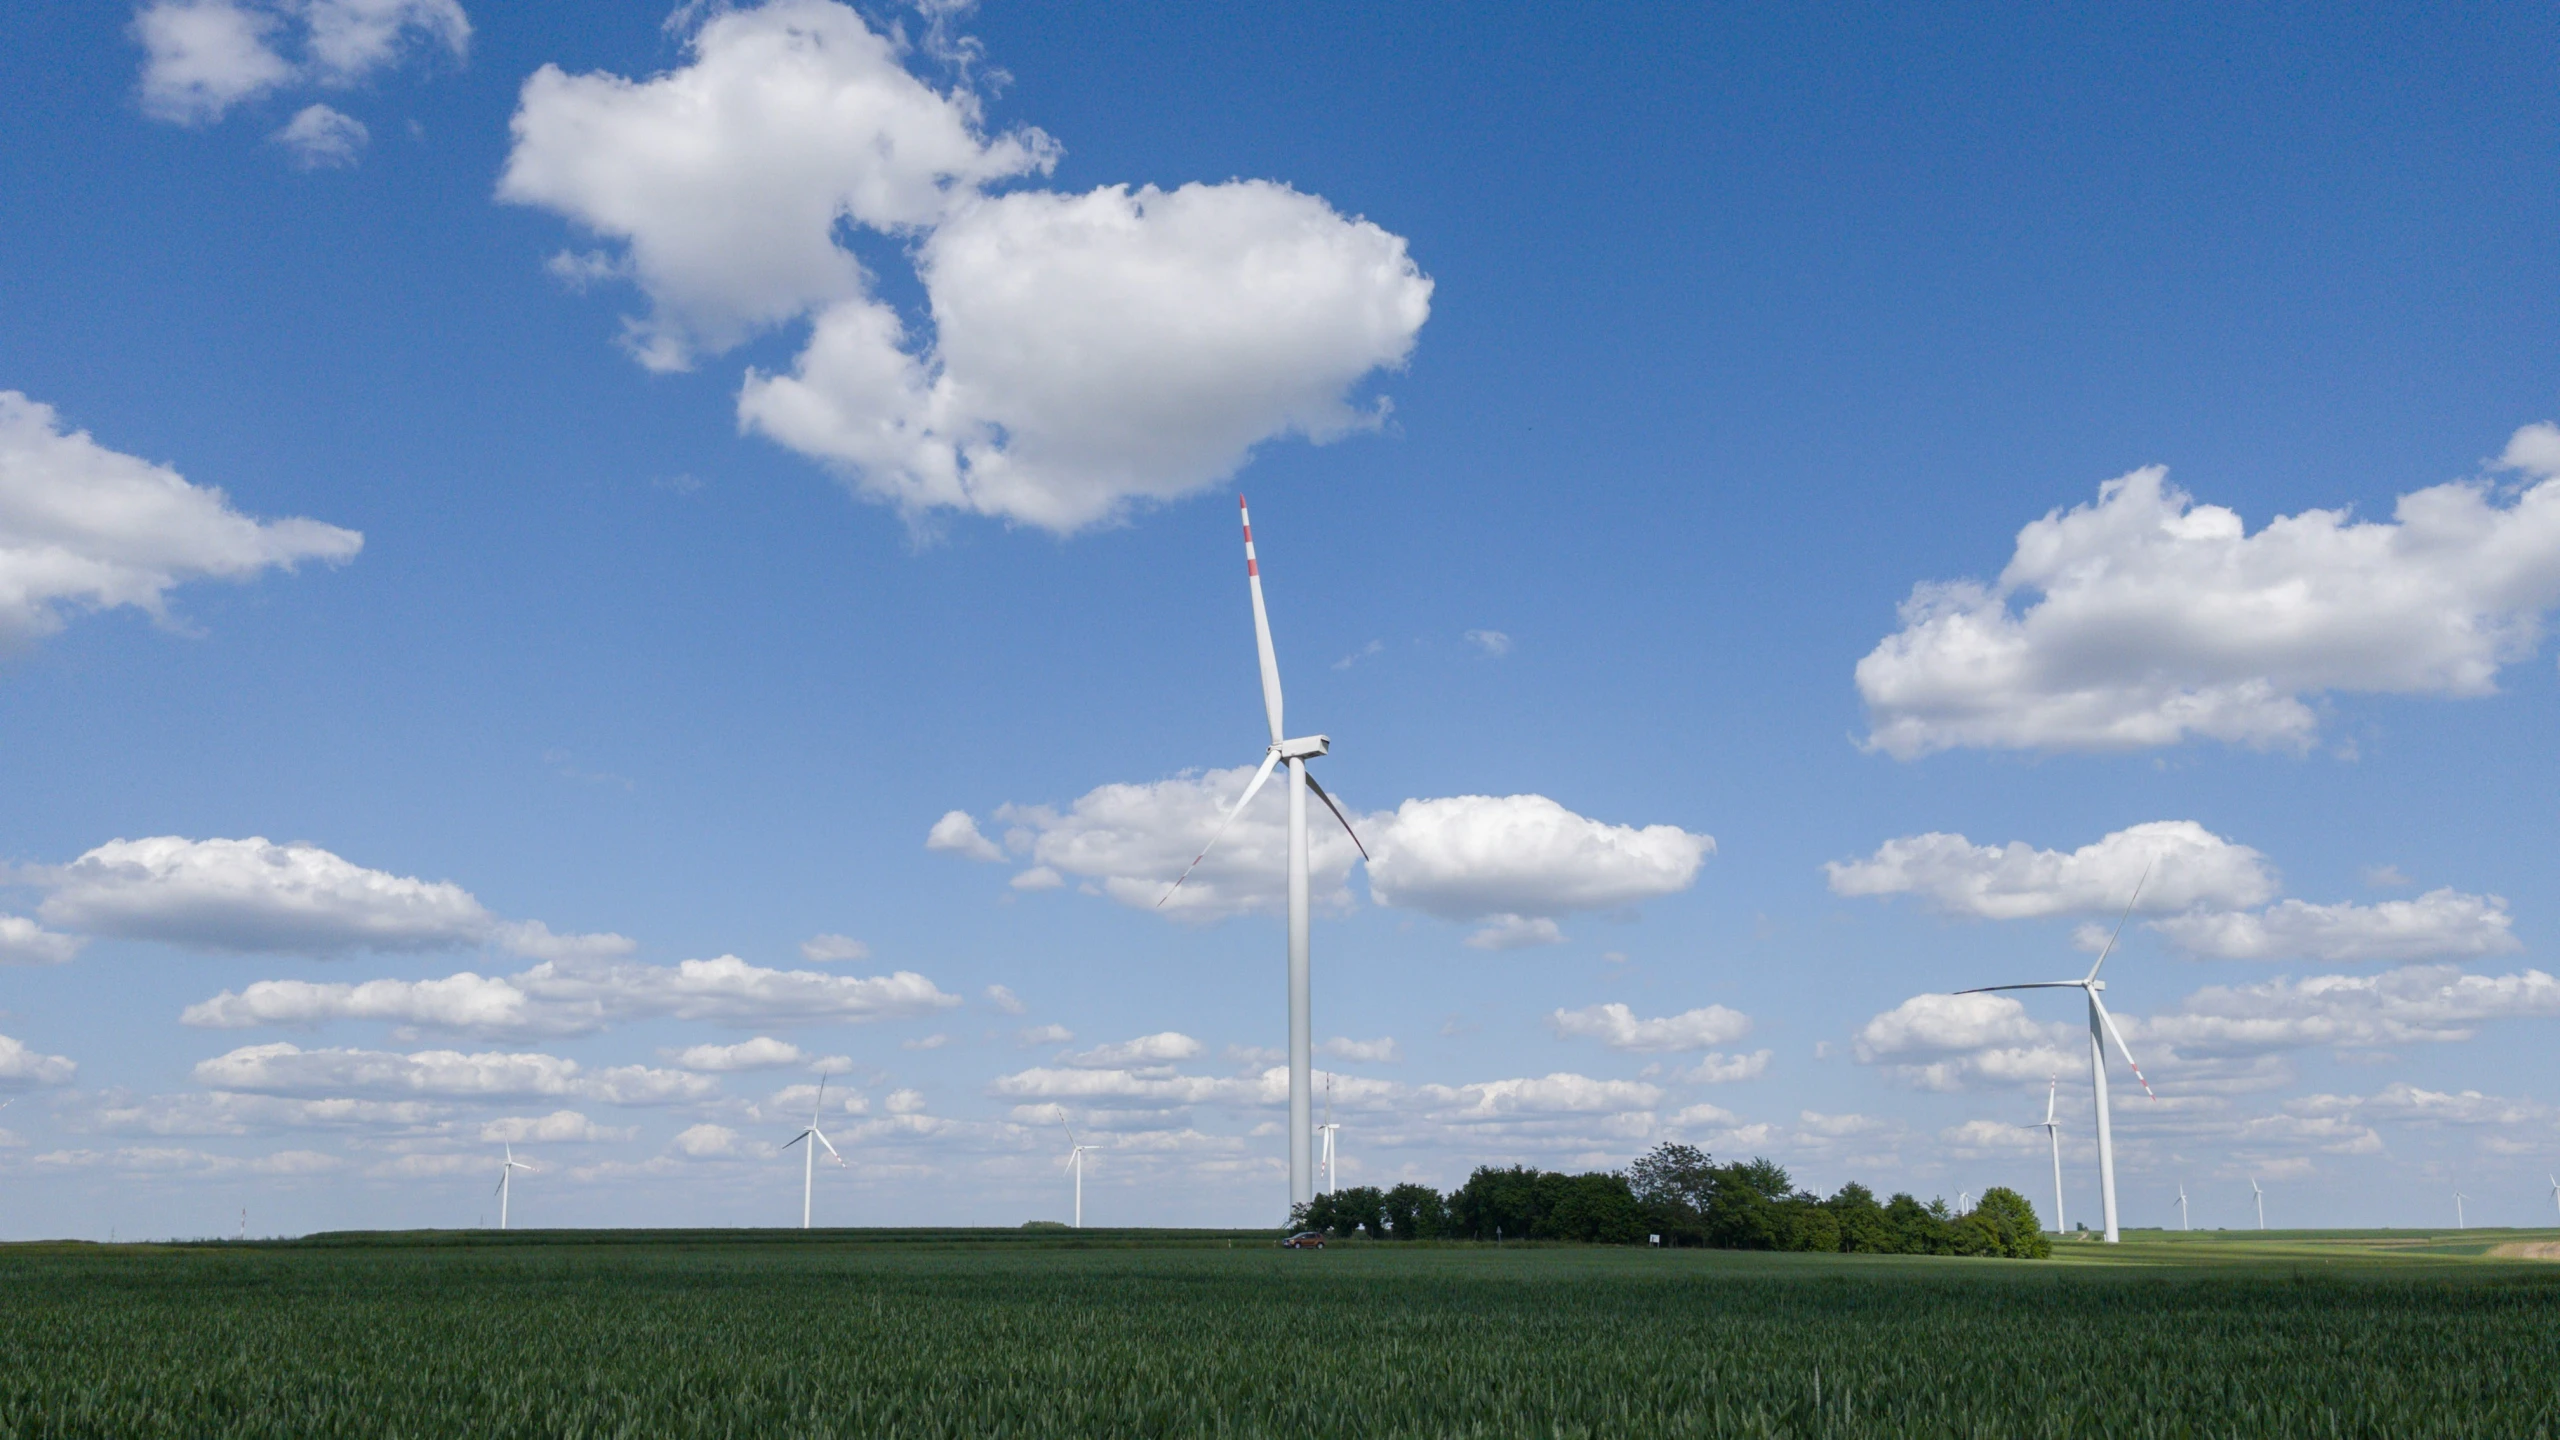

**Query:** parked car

left=1281, top=1231, right=1326, bottom=1249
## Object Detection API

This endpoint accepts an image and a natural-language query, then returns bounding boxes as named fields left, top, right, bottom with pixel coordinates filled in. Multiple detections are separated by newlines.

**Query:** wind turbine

left=2038, top=1075, right=2065, bottom=1234
left=781, top=1075, right=845, bottom=1229
left=2548, top=1174, right=2558, bottom=1220
left=493, top=1144, right=533, bottom=1230
left=1063, top=1120, right=1094, bottom=1229
left=1161, top=496, right=1369, bottom=1209
left=1958, top=1191, right=1973, bottom=1213
left=1316, top=1075, right=1340, bottom=1196
left=1959, top=865, right=2156, bottom=1244
left=2250, top=1176, right=2265, bottom=1231
left=2455, top=1190, right=2468, bottom=1230
left=2175, top=1183, right=2189, bottom=1231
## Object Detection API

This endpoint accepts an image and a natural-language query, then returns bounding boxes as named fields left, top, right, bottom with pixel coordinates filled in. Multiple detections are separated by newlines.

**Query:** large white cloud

left=2140, top=964, right=2560, bottom=1057
left=134, top=0, right=466, bottom=126
left=36, top=836, right=628, bottom=960
left=194, top=1042, right=716, bottom=1105
left=503, top=0, right=1429, bottom=533
left=1857, top=427, right=2560, bottom=756
left=1550, top=1002, right=1751, bottom=1054
left=2150, top=889, right=2518, bottom=963
left=947, top=776, right=1709, bottom=940
left=1852, top=992, right=2081, bottom=1092
left=0, top=1033, right=77, bottom=1090
left=1413, top=1074, right=1662, bottom=1123
left=0, top=394, right=360, bottom=649
left=1825, top=820, right=2274, bottom=920
left=182, top=955, right=958, bottom=1035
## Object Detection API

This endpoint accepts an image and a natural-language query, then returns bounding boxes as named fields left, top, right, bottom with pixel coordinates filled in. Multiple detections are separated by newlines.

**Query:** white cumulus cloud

left=1415, top=1073, right=1662, bottom=1122
left=1060, top=1032, right=1203, bottom=1068
left=1550, top=1002, right=1751, bottom=1054
left=924, top=810, right=1004, bottom=861
left=2151, top=889, right=2518, bottom=963
left=0, top=1034, right=77, bottom=1089
left=1824, top=820, right=2274, bottom=920
left=0, top=393, right=361, bottom=649
left=133, top=0, right=467, bottom=125
left=479, top=1110, right=634, bottom=1144
left=798, top=933, right=871, bottom=963
left=194, top=1041, right=715, bottom=1105
left=663, top=1036, right=805, bottom=1072
left=2139, top=964, right=2560, bottom=1057
left=1319, top=1036, right=1401, bottom=1064
left=1858, top=428, right=2560, bottom=756
left=1853, top=992, right=2080, bottom=1092
left=0, top=915, right=84, bottom=965
left=1366, top=795, right=1713, bottom=925
left=502, top=0, right=1429, bottom=533
left=271, top=103, right=367, bottom=167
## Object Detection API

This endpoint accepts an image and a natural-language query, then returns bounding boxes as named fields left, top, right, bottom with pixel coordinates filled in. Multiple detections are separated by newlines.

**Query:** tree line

left=1289, top=1143, right=2051, bottom=1258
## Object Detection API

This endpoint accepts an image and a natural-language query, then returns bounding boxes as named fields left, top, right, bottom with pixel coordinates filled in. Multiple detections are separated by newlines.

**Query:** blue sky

left=3, top=0, right=2559, bottom=1238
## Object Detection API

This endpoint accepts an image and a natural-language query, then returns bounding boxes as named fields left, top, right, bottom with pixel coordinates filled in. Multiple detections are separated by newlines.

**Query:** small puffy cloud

left=988, top=1066, right=1232, bottom=1109
left=884, top=1087, right=927, bottom=1114
left=1016, top=1024, right=1072, bottom=1046
left=982, top=984, right=1025, bottom=1015
left=1676, top=1050, right=1772, bottom=1084
left=925, top=811, right=1004, bottom=862
left=1463, top=629, right=1512, bottom=657
left=1824, top=820, right=2274, bottom=920
left=1009, top=866, right=1064, bottom=891
left=671, top=1122, right=744, bottom=1158
left=901, top=1033, right=949, bottom=1050
left=1464, top=915, right=1564, bottom=950
left=2361, top=864, right=2413, bottom=889
left=1853, top=993, right=2079, bottom=1092
left=982, top=766, right=1366, bottom=920
left=1415, top=1073, right=1661, bottom=1122
left=492, top=920, right=636, bottom=962
left=479, top=1110, right=634, bottom=1144
left=1368, top=795, right=1713, bottom=924
left=272, top=103, right=366, bottom=167
left=1319, top=1036, right=1401, bottom=1064
left=42, top=836, right=486, bottom=955
left=1940, top=1118, right=2041, bottom=1153
left=132, top=0, right=293, bottom=123
left=2151, top=889, right=2518, bottom=964
left=1857, top=433, right=2560, bottom=756
left=0, top=1034, right=77, bottom=1089
left=0, top=915, right=83, bottom=965
left=133, top=0, right=467, bottom=126
left=0, top=393, right=360, bottom=650
left=799, top=933, right=870, bottom=963
left=663, top=1037, right=803, bottom=1072
left=1668, top=1102, right=1738, bottom=1129
left=1551, top=1002, right=1751, bottom=1054
left=193, top=1041, right=716, bottom=1105
left=1062, top=1032, right=1202, bottom=1068
left=181, top=972, right=554, bottom=1034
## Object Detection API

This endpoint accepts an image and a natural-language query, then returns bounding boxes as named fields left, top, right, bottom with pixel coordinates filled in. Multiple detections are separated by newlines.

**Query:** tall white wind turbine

left=782, top=1075, right=845, bottom=1230
left=1317, top=1076, right=1340, bottom=1196
left=1161, top=496, right=1369, bottom=1210
left=2455, top=1191, right=2468, bottom=1230
left=1959, top=866, right=2156, bottom=1244
left=2250, top=1176, right=2264, bottom=1230
left=2175, top=1183, right=2189, bottom=1231
left=2039, top=1076, right=2065, bottom=1234
left=1063, top=1120, right=1094, bottom=1229
left=494, top=1143, right=533, bottom=1230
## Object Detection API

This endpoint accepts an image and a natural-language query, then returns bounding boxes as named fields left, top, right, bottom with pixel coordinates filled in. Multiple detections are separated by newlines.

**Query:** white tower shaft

left=1288, top=754, right=1312, bottom=1209
left=2047, top=1127, right=2065, bottom=1235
left=2088, top=995, right=2119, bottom=1243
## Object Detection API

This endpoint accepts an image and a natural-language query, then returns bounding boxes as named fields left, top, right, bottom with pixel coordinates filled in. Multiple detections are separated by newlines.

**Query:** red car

left=1281, top=1231, right=1326, bottom=1249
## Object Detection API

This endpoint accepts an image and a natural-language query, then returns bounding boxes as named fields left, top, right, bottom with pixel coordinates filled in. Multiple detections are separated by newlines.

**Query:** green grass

left=2, top=1228, right=2556, bottom=1437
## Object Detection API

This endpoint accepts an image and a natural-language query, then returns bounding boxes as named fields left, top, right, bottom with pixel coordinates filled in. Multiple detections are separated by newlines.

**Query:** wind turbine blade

left=1302, top=773, right=1369, bottom=861
left=2043, top=1077, right=2057, bottom=1126
left=816, top=1130, right=843, bottom=1164
left=1240, top=497, right=1284, bottom=745
left=1954, top=982, right=2087, bottom=994
left=811, top=1074, right=829, bottom=1128
left=2087, top=992, right=2155, bottom=1098
left=493, top=1175, right=506, bottom=1197
left=784, top=1130, right=810, bottom=1151
left=1157, top=749, right=1281, bottom=907
left=2085, top=858, right=2155, bottom=984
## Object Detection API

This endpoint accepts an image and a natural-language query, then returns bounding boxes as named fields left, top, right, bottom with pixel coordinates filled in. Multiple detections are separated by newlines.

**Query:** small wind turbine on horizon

left=2250, top=1176, right=2265, bottom=1231
left=1317, top=1075, right=1340, bottom=1197
left=494, top=1144, right=533, bottom=1230
left=2548, top=1174, right=2558, bottom=1220
left=1959, top=863, right=2157, bottom=1243
left=781, top=1075, right=846, bottom=1230
left=2038, top=1075, right=2065, bottom=1234
left=1161, top=496, right=1370, bottom=1210
left=1063, top=1120, right=1094, bottom=1229
left=1958, top=1191, right=1973, bottom=1213
left=2174, top=1183, right=2189, bottom=1231
left=2455, top=1190, right=2468, bottom=1230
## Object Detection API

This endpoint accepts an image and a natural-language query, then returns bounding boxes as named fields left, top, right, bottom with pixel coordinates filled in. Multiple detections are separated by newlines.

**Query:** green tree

left=1626, top=1142, right=1714, bottom=1245
left=1968, top=1187, right=2052, bottom=1259
left=1446, top=1165, right=1544, bottom=1240
left=1882, top=1192, right=1953, bottom=1254
left=1380, top=1182, right=1447, bottom=1239
left=1544, top=1172, right=1646, bottom=1243
left=1825, top=1182, right=1897, bottom=1254
left=1323, top=1186, right=1388, bottom=1238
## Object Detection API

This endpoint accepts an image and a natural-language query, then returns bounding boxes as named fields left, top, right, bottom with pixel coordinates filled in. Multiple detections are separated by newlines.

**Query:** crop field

left=2, top=1227, right=2557, bottom=1438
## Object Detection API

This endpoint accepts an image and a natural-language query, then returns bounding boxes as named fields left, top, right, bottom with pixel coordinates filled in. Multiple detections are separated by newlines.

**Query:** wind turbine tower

left=1162, top=497, right=1369, bottom=1210
left=493, top=1144, right=533, bottom=1230
left=782, top=1075, right=846, bottom=1229
left=1959, top=866, right=2156, bottom=1243
left=2175, top=1183, right=2190, bottom=1231
left=1316, top=1076, right=1340, bottom=1196
left=2455, top=1191, right=2468, bottom=1230
left=2250, top=1177, right=2265, bottom=1231
left=2039, top=1075, right=2065, bottom=1234
left=1063, top=1121, right=1094, bottom=1228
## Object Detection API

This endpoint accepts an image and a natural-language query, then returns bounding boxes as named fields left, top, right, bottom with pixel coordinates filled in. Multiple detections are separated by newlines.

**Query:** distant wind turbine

left=2549, top=1174, right=2559, bottom=1220
left=2038, top=1076, right=2065, bottom=1234
left=2455, top=1191, right=2468, bottom=1230
left=782, top=1075, right=846, bottom=1229
left=1063, top=1120, right=1094, bottom=1229
left=1958, top=1191, right=1973, bottom=1213
left=494, top=1144, right=533, bottom=1230
left=1316, top=1075, right=1340, bottom=1196
left=2250, top=1176, right=2265, bottom=1231
left=1959, top=864, right=2157, bottom=1243
left=2175, top=1183, right=2190, bottom=1232
left=1160, top=497, right=1369, bottom=1210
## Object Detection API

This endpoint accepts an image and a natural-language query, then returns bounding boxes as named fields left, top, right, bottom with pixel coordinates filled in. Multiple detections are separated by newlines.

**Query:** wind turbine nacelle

left=2088, top=979, right=2105, bottom=992
left=1276, top=735, right=1331, bottom=760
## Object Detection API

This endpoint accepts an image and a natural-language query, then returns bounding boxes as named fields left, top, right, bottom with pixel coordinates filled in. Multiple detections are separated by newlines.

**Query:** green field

left=3, top=1227, right=2556, bottom=1437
